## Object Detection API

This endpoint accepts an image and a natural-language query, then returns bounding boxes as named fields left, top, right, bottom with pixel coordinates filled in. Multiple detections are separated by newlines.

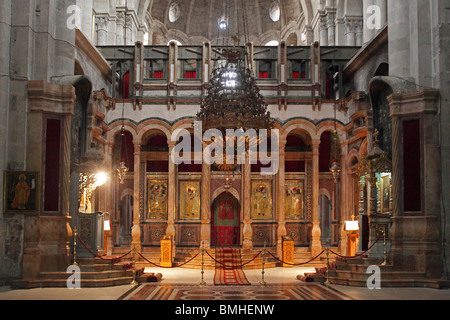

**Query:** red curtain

left=122, top=72, right=130, bottom=99
left=259, top=71, right=269, bottom=79
left=44, top=119, right=61, bottom=212
left=185, top=71, right=197, bottom=79
left=403, top=120, right=421, bottom=211
left=292, top=72, right=300, bottom=79
left=154, top=71, right=163, bottom=79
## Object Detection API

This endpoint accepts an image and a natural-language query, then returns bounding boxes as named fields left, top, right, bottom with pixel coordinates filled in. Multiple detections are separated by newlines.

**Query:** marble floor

left=0, top=267, right=450, bottom=300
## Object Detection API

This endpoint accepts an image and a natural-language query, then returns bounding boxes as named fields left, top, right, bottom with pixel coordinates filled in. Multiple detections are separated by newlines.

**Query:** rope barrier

left=137, top=251, right=201, bottom=269
left=75, top=232, right=384, bottom=271
left=205, top=250, right=263, bottom=269
left=77, top=234, right=131, bottom=263
left=267, top=250, right=325, bottom=266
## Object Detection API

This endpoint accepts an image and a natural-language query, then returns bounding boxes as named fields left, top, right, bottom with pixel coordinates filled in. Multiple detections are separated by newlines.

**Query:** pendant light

left=117, top=101, right=129, bottom=184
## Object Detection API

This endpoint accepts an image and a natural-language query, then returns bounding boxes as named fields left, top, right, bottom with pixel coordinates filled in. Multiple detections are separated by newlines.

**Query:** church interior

left=1, top=0, right=450, bottom=301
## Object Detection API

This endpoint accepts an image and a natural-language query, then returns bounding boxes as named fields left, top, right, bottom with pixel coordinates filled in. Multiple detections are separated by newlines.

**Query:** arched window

left=265, top=40, right=279, bottom=46
left=168, top=40, right=182, bottom=46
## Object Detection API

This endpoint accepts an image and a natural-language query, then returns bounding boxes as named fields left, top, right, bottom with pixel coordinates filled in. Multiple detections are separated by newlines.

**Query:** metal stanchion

left=73, top=227, right=78, bottom=266
left=324, top=245, right=330, bottom=286
left=381, top=225, right=387, bottom=266
left=260, top=243, right=267, bottom=286
left=199, top=242, right=206, bottom=286
left=131, top=244, right=138, bottom=286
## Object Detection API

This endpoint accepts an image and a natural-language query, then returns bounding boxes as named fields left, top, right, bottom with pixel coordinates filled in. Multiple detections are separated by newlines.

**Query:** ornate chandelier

left=197, top=46, right=273, bottom=170
left=197, top=0, right=273, bottom=171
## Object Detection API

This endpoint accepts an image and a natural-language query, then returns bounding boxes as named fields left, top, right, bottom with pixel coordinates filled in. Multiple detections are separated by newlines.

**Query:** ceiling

left=146, top=0, right=307, bottom=45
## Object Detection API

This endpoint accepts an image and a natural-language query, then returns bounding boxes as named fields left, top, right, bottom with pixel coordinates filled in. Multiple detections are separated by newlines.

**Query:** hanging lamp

left=117, top=102, right=129, bottom=184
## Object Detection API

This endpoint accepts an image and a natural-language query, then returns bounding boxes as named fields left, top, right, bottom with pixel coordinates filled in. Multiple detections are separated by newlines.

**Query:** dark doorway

left=211, top=192, right=241, bottom=247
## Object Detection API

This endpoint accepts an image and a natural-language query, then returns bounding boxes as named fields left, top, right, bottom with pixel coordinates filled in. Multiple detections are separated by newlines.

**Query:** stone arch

left=259, top=30, right=282, bottom=46
left=106, top=122, right=138, bottom=143
left=316, top=121, right=346, bottom=140
left=285, top=33, right=298, bottom=46
left=282, top=119, right=318, bottom=141
left=299, top=0, right=314, bottom=25
left=120, top=188, right=134, bottom=201
left=167, top=29, right=190, bottom=45
left=212, top=186, right=240, bottom=203
left=136, top=120, right=172, bottom=143
left=346, top=148, right=361, bottom=167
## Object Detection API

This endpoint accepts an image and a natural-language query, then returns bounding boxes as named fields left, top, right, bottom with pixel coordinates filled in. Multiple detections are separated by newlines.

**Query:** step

left=328, top=276, right=450, bottom=289
left=38, top=269, right=138, bottom=281
left=11, top=267, right=146, bottom=289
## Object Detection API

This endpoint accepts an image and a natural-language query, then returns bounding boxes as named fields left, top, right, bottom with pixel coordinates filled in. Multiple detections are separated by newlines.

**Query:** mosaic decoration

left=251, top=181, right=272, bottom=220
left=286, top=222, right=311, bottom=246
left=149, top=225, right=166, bottom=242
left=179, top=225, right=200, bottom=246
left=146, top=181, right=168, bottom=220
left=179, top=181, right=201, bottom=220
left=285, top=181, right=304, bottom=220
left=252, top=225, right=271, bottom=246
left=119, top=284, right=355, bottom=300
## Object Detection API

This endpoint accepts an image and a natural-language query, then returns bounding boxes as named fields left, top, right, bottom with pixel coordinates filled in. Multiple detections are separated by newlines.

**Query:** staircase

left=298, top=255, right=450, bottom=289
left=11, top=256, right=146, bottom=289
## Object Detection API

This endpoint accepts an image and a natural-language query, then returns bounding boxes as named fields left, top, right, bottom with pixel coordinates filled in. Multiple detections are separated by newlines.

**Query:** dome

left=147, top=0, right=305, bottom=45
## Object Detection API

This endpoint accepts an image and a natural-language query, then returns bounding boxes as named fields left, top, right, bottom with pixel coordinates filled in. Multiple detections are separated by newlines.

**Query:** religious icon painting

left=381, top=174, right=391, bottom=213
left=3, top=171, right=40, bottom=214
left=179, top=181, right=201, bottom=220
left=147, top=180, right=168, bottom=220
left=285, top=181, right=304, bottom=220
left=251, top=180, right=273, bottom=220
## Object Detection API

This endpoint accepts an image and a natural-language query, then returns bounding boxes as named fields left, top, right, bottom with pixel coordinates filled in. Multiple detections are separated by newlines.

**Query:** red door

left=211, top=192, right=240, bottom=247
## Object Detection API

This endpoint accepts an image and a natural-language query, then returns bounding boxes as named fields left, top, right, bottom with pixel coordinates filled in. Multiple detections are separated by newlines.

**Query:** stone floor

left=0, top=267, right=449, bottom=300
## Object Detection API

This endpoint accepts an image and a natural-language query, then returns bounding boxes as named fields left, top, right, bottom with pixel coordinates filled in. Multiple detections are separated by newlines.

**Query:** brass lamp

left=330, top=160, right=341, bottom=182
left=117, top=161, right=128, bottom=184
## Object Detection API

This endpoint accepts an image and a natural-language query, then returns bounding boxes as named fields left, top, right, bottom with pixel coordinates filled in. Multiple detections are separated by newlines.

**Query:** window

left=289, top=60, right=310, bottom=79
left=269, top=1, right=280, bottom=22
left=145, top=60, right=166, bottom=80
left=257, top=60, right=276, bottom=79
left=265, top=40, right=279, bottom=46
left=168, top=40, right=182, bottom=46
left=180, top=59, right=201, bottom=80
left=169, top=2, right=180, bottom=23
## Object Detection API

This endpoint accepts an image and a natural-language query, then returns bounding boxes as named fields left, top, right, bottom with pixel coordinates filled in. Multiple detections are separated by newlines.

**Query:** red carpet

left=213, top=247, right=251, bottom=286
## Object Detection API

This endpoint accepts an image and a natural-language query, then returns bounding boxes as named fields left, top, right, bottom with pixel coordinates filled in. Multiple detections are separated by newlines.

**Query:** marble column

left=96, top=17, right=109, bottom=46
left=131, top=142, right=142, bottom=253
left=276, top=140, right=287, bottom=258
left=166, top=142, right=176, bottom=258
left=311, top=140, right=322, bottom=256
left=319, top=14, right=329, bottom=46
left=116, top=12, right=125, bottom=45
left=242, top=153, right=253, bottom=251
left=327, top=13, right=336, bottom=46
left=104, top=141, right=114, bottom=256
left=345, top=19, right=356, bottom=46
left=355, top=20, right=363, bottom=46
left=200, top=160, right=211, bottom=249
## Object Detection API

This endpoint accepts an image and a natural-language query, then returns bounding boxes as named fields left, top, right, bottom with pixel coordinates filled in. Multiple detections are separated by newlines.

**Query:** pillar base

left=389, top=215, right=442, bottom=278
